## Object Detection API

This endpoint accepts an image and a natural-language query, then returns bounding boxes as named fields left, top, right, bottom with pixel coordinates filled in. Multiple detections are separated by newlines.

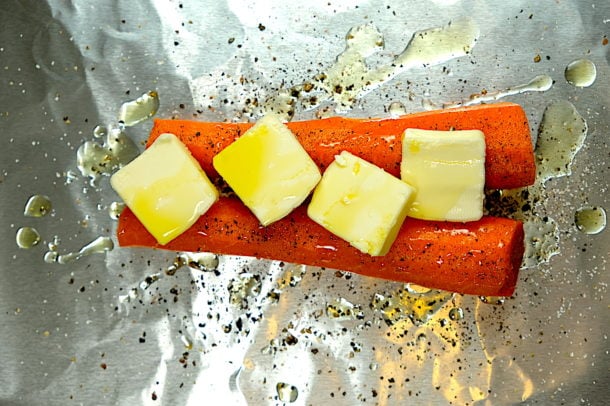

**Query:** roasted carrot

left=117, top=198, right=523, bottom=296
left=149, top=102, right=535, bottom=189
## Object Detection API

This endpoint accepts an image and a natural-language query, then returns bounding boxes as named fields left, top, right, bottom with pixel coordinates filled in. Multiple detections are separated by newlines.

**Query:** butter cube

left=110, top=133, right=219, bottom=245
left=213, top=115, right=321, bottom=226
left=401, top=128, right=485, bottom=222
left=307, top=151, right=415, bottom=256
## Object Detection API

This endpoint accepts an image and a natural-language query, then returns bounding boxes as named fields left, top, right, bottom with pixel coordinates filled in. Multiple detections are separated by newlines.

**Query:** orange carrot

left=117, top=198, right=523, bottom=296
left=149, top=102, right=535, bottom=189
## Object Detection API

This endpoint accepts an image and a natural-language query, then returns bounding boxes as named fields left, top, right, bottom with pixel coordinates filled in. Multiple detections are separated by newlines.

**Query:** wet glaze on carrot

left=148, top=102, right=535, bottom=189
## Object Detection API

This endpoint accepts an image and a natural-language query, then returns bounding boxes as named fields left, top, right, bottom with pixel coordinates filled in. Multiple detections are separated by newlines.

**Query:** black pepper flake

left=258, top=23, right=266, bottom=31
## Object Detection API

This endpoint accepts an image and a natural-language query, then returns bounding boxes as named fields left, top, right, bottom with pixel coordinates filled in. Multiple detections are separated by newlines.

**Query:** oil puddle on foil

left=564, top=59, right=597, bottom=88
left=251, top=18, right=479, bottom=120
left=486, top=100, right=589, bottom=268
left=423, top=74, right=553, bottom=110
left=535, top=100, right=587, bottom=182
left=76, top=91, right=158, bottom=187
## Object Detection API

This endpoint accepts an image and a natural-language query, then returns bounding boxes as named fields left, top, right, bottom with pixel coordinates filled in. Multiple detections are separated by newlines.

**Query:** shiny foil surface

left=1, top=1, right=608, bottom=405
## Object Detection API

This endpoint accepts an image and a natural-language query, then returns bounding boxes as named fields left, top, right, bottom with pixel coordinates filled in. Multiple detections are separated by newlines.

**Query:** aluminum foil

left=1, top=0, right=608, bottom=405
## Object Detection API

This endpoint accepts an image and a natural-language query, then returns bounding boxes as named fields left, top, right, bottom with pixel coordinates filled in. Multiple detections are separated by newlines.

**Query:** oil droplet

left=388, top=101, right=407, bottom=118
left=93, top=125, right=107, bottom=139
left=276, top=382, right=298, bottom=403
left=479, top=296, right=505, bottom=305
left=371, top=288, right=453, bottom=326
left=45, top=236, right=114, bottom=264
left=166, top=252, right=219, bottom=275
left=77, top=124, right=140, bottom=186
left=434, top=74, right=553, bottom=110
left=260, top=18, right=479, bottom=119
left=535, top=100, right=587, bottom=182
left=565, top=59, right=596, bottom=87
left=575, top=206, right=607, bottom=234
left=24, top=195, right=52, bottom=217
left=448, top=307, right=464, bottom=321
left=16, top=227, right=41, bottom=249
left=118, top=91, right=160, bottom=126
left=108, top=201, right=125, bottom=220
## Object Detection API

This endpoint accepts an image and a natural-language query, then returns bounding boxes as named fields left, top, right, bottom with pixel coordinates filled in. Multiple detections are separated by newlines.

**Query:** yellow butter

left=110, top=133, right=218, bottom=245
left=308, top=151, right=415, bottom=256
left=401, top=128, right=485, bottom=222
left=213, top=115, right=321, bottom=226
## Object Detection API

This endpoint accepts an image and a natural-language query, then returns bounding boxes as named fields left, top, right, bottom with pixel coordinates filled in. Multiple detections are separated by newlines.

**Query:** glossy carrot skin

left=118, top=197, right=524, bottom=296
left=148, top=102, right=535, bottom=189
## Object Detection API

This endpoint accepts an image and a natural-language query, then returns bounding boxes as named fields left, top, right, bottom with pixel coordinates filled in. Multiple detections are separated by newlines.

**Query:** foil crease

left=1, top=0, right=608, bottom=405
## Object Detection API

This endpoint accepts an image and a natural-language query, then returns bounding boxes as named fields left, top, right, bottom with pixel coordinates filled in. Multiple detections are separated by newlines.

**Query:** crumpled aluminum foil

left=1, top=0, right=608, bottom=405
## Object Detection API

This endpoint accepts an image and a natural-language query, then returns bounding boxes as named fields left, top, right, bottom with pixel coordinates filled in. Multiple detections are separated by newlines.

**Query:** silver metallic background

left=1, top=0, right=608, bottom=405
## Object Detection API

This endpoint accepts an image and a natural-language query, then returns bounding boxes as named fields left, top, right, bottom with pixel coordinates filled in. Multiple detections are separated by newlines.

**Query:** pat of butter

left=110, top=133, right=219, bottom=245
left=213, top=115, right=321, bottom=226
left=401, top=128, right=485, bottom=222
left=308, top=151, right=415, bottom=256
